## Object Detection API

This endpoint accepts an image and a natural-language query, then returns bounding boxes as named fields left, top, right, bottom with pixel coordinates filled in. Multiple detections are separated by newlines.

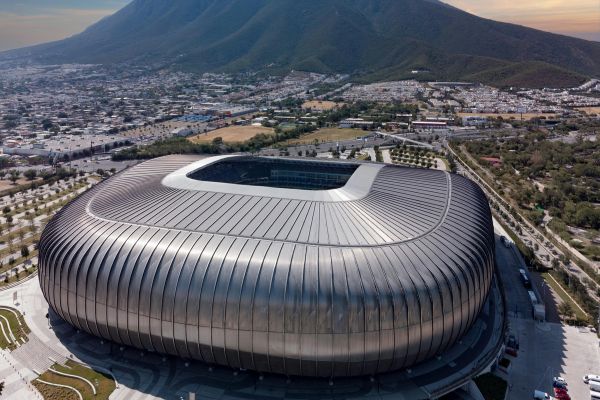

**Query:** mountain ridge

left=4, top=0, right=600, bottom=88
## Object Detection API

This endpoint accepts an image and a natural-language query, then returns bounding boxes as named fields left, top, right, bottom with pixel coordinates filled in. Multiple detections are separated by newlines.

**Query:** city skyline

left=0, top=0, right=598, bottom=51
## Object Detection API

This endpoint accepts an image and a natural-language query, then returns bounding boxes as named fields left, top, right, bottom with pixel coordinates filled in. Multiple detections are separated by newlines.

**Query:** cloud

left=444, top=0, right=600, bottom=41
left=0, top=7, right=119, bottom=51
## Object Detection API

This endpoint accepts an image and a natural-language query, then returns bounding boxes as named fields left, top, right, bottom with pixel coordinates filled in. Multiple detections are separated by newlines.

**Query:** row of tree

left=113, top=124, right=318, bottom=161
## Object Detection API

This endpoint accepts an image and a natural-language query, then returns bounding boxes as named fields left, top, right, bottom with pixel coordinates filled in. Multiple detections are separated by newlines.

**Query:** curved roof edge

left=161, top=155, right=387, bottom=202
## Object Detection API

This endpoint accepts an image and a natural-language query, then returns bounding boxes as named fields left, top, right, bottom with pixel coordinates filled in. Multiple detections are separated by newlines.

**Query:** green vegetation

left=113, top=124, right=318, bottom=160
left=1, top=180, right=88, bottom=218
left=0, top=307, right=30, bottom=350
left=390, top=144, right=437, bottom=168
left=474, top=374, right=508, bottom=400
left=0, top=265, right=37, bottom=289
left=541, top=272, right=588, bottom=322
left=0, top=175, right=92, bottom=288
left=549, top=269, right=597, bottom=322
left=458, top=132, right=600, bottom=260
left=34, top=0, right=600, bottom=88
left=285, top=128, right=365, bottom=145
left=33, top=361, right=116, bottom=400
left=114, top=101, right=422, bottom=161
left=0, top=168, right=79, bottom=199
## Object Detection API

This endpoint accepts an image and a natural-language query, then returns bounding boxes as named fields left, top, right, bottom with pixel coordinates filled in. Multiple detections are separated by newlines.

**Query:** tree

left=557, top=302, right=574, bottom=318
left=23, top=169, right=37, bottom=181
left=20, top=246, right=29, bottom=258
left=8, top=170, right=20, bottom=184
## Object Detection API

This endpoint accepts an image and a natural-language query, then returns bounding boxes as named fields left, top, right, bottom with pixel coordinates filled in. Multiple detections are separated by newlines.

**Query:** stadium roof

left=39, top=155, right=495, bottom=378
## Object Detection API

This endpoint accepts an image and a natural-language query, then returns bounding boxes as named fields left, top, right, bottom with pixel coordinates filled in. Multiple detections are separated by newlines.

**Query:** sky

left=0, top=0, right=598, bottom=51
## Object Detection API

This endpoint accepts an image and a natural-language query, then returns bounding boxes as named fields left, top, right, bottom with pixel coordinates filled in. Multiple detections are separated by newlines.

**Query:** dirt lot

left=576, top=107, right=600, bottom=115
left=458, top=112, right=557, bottom=121
left=122, top=120, right=194, bottom=139
left=189, top=125, right=274, bottom=143
left=286, top=128, right=367, bottom=145
left=302, top=101, right=343, bottom=111
left=0, top=178, right=39, bottom=192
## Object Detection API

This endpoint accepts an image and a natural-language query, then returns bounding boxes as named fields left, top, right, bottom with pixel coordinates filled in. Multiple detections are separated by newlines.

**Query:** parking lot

left=494, top=220, right=600, bottom=400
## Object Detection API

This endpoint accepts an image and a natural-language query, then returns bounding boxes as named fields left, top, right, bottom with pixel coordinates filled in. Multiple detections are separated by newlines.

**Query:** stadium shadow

left=494, top=233, right=568, bottom=398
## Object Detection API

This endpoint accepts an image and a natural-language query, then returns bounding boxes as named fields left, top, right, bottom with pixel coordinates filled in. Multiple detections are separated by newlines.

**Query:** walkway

left=382, top=149, right=393, bottom=164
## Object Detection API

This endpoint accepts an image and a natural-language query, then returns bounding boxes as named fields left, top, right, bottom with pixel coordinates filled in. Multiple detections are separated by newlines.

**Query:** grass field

left=302, top=100, right=343, bottom=111
left=286, top=128, right=366, bottom=145
left=189, top=125, right=274, bottom=143
left=458, top=112, right=557, bottom=121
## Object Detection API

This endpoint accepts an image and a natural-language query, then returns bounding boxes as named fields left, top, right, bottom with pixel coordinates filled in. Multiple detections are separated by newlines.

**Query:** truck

left=591, top=389, right=600, bottom=399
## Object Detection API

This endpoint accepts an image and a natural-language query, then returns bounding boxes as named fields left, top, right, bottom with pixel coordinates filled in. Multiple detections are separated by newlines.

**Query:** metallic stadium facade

left=38, top=155, right=495, bottom=378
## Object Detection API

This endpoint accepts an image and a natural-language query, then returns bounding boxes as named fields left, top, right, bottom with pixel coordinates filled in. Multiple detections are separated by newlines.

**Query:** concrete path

left=382, top=149, right=393, bottom=164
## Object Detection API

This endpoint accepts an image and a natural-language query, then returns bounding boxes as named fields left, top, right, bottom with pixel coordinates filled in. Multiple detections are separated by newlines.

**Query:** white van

left=533, top=390, right=550, bottom=399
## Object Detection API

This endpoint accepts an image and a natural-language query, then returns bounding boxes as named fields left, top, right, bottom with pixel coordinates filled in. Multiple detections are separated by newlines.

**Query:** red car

left=553, top=387, right=570, bottom=400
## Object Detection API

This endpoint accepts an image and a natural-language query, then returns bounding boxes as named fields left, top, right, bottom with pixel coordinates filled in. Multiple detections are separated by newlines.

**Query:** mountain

left=6, top=0, right=600, bottom=88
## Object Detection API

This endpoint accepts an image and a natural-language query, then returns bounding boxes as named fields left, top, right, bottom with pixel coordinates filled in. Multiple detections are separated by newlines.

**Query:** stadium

left=38, top=155, right=496, bottom=379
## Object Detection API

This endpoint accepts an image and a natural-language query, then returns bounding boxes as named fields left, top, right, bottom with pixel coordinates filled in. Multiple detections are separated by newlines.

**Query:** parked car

left=533, top=390, right=551, bottom=400
left=553, top=377, right=567, bottom=389
left=507, top=334, right=519, bottom=349
left=553, top=381, right=567, bottom=390
left=505, top=347, right=518, bottom=357
left=585, top=375, right=600, bottom=384
left=553, top=387, right=568, bottom=397
left=553, top=388, right=570, bottom=400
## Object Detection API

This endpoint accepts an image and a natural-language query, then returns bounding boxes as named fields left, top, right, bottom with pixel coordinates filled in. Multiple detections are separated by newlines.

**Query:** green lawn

left=35, top=361, right=116, bottom=400
left=0, top=307, right=30, bottom=350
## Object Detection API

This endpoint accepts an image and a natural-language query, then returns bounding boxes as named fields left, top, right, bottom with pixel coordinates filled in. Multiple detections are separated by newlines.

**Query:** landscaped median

left=0, top=305, right=30, bottom=350
left=32, top=360, right=116, bottom=400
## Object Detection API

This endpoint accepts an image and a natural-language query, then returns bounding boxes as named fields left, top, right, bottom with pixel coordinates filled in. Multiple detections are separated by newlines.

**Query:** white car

left=553, top=377, right=567, bottom=386
left=533, top=390, right=551, bottom=399
left=585, top=375, right=600, bottom=384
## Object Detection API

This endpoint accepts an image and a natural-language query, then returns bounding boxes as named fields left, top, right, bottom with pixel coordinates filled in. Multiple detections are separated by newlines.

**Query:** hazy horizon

left=0, top=0, right=598, bottom=52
